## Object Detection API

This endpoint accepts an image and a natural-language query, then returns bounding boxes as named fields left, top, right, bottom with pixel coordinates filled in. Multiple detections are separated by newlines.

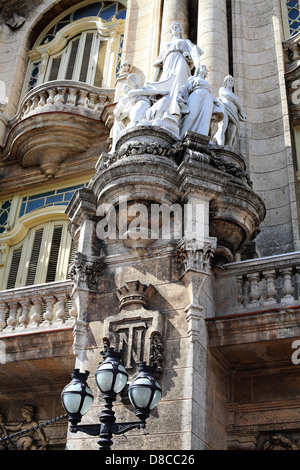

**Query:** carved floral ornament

left=175, top=237, right=217, bottom=276
left=68, top=251, right=105, bottom=292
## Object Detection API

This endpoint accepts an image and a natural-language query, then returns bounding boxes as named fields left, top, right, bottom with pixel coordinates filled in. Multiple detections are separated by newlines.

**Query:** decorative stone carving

left=177, top=65, right=223, bottom=138
left=68, top=252, right=105, bottom=293
left=0, top=243, right=8, bottom=267
left=175, top=237, right=217, bottom=276
left=0, top=412, right=15, bottom=450
left=213, top=75, right=247, bottom=149
left=116, top=140, right=184, bottom=159
left=1, top=405, right=48, bottom=450
left=5, top=12, right=25, bottom=29
left=117, top=280, right=156, bottom=311
left=175, top=237, right=217, bottom=342
left=257, top=433, right=300, bottom=451
left=149, top=332, right=164, bottom=376
left=210, top=152, right=253, bottom=187
left=153, top=21, right=204, bottom=115
left=102, top=281, right=164, bottom=375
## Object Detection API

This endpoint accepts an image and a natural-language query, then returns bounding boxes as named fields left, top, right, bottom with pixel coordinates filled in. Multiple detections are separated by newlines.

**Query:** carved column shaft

left=197, top=0, right=229, bottom=95
left=161, top=0, right=190, bottom=46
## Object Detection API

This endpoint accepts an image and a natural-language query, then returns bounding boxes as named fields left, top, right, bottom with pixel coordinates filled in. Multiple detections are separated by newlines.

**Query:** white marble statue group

left=112, top=21, right=246, bottom=152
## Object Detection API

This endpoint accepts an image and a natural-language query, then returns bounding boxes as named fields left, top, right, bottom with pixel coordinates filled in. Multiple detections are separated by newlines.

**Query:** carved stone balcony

left=0, top=279, right=77, bottom=401
left=207, top=253, right=300, bottom=371
left=0, top=279, right=75, bottom=334
left=1, top=81, right=115, bottom=177
left=215, top=252, right=300, bottom=315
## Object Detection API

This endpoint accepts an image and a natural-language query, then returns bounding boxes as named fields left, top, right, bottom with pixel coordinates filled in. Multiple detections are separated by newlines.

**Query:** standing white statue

left=213, top=75, right=247, bottom=149
left=153, top=21, right=204, bottom=116
left=177, top=65, right=223, bottom=138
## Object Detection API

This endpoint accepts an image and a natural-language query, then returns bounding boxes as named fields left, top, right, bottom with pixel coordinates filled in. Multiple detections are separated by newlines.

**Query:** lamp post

left=61, top=347, right=162, bottom=450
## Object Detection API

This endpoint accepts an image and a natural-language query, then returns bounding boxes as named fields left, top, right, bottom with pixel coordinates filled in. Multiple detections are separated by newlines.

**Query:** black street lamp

left=61, top=347, right=162, bottom=450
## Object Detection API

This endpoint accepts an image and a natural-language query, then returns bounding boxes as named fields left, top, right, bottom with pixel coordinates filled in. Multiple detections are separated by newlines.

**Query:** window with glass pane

left=286, top=0, right=300, bottom=36
left=25, top=1, right=126, bottom=92
left=45, top=31, right=102, bottom=85
left=4, top=221, right=73, bottom=290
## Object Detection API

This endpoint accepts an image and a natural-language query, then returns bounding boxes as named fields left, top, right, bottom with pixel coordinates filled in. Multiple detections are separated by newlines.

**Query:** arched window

left=3, top=220, right=73, bottom=290
left=0, top=182, right=88, bottom=291
left=23, top=1, right=126, bottom=94
left=282, top=0, right=300, bottom=38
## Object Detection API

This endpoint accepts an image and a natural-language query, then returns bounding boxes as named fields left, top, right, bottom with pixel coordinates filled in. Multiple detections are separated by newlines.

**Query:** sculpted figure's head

left=224, top=75, right=234, bottom=89
left=127, top=73, right=142, bottom=89
left=21, top=405, right=35, bottom=420
left=170, top=22, right=183, bottom=38
left=195, top=64, right=208, bottom=79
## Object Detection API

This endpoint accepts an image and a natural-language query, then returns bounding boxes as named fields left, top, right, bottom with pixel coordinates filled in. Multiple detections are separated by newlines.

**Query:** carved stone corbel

left=175, top=237, right=217, bottom=342
left=68, top=252, right=105, bottom=293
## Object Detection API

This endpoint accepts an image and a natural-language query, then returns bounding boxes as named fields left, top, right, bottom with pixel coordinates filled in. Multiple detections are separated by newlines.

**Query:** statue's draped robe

left=155, top=39, right=203, bottom=115
left=178, top=77, right=214, bottom=137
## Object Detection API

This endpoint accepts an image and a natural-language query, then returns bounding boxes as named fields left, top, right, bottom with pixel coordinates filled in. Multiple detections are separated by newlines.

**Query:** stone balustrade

left=9, top=80, right=115, bottom=125
left=215, top=252, right=300, bottom=316
left=283, top=32, right=300, bottom=71
left=0, top=280, right=76, bottom=334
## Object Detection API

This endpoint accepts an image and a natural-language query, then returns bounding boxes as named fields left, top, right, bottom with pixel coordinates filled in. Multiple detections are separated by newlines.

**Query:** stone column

left=161, top=0, right=190, bottom=46
left=197, top=0, right=229, bottom=95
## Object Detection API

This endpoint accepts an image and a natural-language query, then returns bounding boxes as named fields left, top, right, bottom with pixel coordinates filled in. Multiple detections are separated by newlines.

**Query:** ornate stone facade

left=0, top=0, right=300, bottom=452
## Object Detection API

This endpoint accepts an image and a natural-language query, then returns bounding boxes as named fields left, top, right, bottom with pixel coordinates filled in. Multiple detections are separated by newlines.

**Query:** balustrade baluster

left=30, top=297, right=43, bottom=328
left=67, top=87, right=78, bottom=105
left=17, top=299, right=31, bottom=329
left=30, top=95, right=39, bottom=111
left=246, top=273, right=261, bottom=307
left=43, top=295, right=56, bottom=326
left=236, top=275, right=244, bottom=309
left=0, top=303, right=7, bottom=331
left=281, top=268, right=295, bottom=304
left=55, top=87, right=67, bottom=104
left=5, top=302, right=18, bottom=331
left=54, top=294, right=67, bottom=325
left=38, top=91, right=47, bottom=107
left=263, top=270, right=277, bottom=305
left=87, top=92, right=97, bottom=110
left=46, top=88, right=56, bottom=105
left=96, top=95, right=107, bottom=112
left=77, top=90, right=88, bottom=108
left=65, top=301, right=78, bottom=326
left=23, top=100, right=31, bottom=116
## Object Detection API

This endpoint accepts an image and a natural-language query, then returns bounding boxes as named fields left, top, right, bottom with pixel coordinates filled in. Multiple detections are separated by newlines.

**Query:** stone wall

left=232, top=0, right=300, bottom=256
